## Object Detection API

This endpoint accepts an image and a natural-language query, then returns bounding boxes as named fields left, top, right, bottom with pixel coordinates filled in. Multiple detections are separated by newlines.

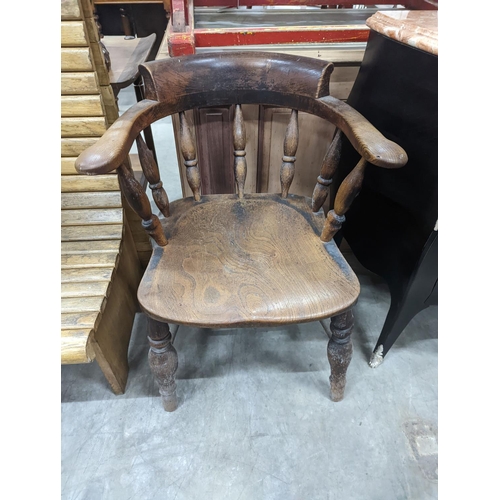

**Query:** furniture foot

left=368, top=344, right=384, bottom=368
left=148, top=317, right=178, bottom=411
left=327, top=309, right=354, bottom=402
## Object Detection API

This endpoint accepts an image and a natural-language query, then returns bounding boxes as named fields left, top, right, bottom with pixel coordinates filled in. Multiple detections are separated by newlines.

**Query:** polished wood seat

left=139, top=194, right=359, bottom=327
left=76, top=51, right=407, bottom=411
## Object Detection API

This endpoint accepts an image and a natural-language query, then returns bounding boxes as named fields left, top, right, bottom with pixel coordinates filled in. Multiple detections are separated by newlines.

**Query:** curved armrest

left=75, top=99, right=160, bottom=174
left=316, top=96, right=408, bottom=169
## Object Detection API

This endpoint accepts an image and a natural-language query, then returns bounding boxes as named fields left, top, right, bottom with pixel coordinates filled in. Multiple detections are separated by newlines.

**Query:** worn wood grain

left=136, top=134, right=170, bottom=217
left=280, top=109, right=299, bottom=198
left=62, top=296, right=106, bottom=314
left=138, top=194, right=359, bottom=327
left=61, top=47, right=93, bottom=72
left=61, top=95, right=104, bottom=117
left=61, top=72, right=99, bottom=95
left=61, top=137, right=99, bottom=157
left=62, top=311, right=100, bottom=329
left=233, top=104, right=247, bottom=199
left=61, top=191, right=122, bottom=209
left=61, top=329, right=95, bottom=364
left=61, top=281, right=110, bottom=299
left=61, top=208, right=123, bottom=226
left=61, top=117, right=107, bottom=137
left=61, top=21, right=88, bottom=47
left=61, top=224, right=123, bottom=242
left=61, top=267, right=115, bottom=283
left=62, top=239, right=121, bottom=254
left=61, top=0, right=82, bottom=21
left=61, top=252, right=119, bottom=269
left=61, top=174, right=119, bottom=192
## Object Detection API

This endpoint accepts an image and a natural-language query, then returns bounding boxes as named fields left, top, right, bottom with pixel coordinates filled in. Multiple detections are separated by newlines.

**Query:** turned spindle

left=179, top=111, right=201, bottom=201
left=328, top=310, right=354, bottom=402
left=280, top=109, right=299, bottom=198
left=233, top=104, right=247, bottom=198
left=312, top=128, right=342, bottom=212
left=136, top=133, right=170, bottom=217
left=117, top=162, right=168, bottom=246
left=320, top=157, right=367, bottom=242
left=148, top=318, right=178, bottom=412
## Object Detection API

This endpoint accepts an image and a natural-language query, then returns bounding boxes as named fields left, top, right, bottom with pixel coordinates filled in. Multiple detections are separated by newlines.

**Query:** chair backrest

left=76, top=51, right=407, bottom=247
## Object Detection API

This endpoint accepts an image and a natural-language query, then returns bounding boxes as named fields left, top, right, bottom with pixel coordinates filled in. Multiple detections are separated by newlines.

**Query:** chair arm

left=75, top=99, right=160, bottom=175
left=317, top=96, right=408, bottom=169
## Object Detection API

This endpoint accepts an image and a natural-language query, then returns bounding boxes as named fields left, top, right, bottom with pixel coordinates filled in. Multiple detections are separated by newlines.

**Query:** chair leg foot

left=327, top=309, right=354, bottom=402
left=148, top=317, right=178, bottom=412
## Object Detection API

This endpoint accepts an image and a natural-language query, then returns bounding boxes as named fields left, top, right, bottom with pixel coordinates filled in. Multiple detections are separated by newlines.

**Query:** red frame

left=165, top=0, right=438, bottom=57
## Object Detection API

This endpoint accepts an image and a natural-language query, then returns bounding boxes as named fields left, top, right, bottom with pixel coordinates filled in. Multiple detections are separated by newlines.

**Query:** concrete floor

left=61, top=87, right=438, bottom=499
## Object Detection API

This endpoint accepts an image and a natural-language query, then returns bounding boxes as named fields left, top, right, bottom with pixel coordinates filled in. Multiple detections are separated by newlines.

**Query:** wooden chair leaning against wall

left=76, top=52, right=407, bottom=411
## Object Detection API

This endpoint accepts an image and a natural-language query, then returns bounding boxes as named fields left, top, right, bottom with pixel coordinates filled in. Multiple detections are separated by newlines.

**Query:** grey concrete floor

left=61, top=87, right=437, bottom=499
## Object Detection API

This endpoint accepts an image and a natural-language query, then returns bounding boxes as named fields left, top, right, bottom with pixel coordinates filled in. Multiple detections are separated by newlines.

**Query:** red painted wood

left=194, top=27, right=369, bottom=46
left=192, top=0, right=437, bottom=8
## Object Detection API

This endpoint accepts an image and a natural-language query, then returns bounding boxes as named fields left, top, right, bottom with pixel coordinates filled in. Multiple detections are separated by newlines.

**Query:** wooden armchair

left=76, top=52, right=407, bottom=411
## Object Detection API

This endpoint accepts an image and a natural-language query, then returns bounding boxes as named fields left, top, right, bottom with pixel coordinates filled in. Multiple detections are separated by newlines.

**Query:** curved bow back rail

left=75, top=51, right=407, bottom=246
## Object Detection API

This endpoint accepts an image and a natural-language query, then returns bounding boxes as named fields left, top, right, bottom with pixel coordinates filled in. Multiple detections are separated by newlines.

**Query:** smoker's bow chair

left=76, top=52, right=407, bottom=411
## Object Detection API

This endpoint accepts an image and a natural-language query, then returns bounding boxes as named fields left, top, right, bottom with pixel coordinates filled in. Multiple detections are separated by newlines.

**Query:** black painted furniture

left=335, top=24, right=438, bottom=366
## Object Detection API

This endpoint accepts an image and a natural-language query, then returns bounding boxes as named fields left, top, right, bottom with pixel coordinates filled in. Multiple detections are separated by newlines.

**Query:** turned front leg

left=327, top=310, right=354, bottom=402
left=148, top=318, right=178, bottom=412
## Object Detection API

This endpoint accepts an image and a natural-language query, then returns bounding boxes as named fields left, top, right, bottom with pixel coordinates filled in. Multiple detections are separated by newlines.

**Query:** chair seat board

left=138, top=194, right=359, bottom=327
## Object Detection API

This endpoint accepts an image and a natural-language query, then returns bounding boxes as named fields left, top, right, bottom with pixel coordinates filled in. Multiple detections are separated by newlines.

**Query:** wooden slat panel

left=61, top=252, right=119, bottom=269
left=62, top=311, right=100, bottom=329
left=61, top=72, right=99, bottom=95
left=61, top=95, right=104, bottom=117
left=61, top=208, right=123, bottom=226
left=61, top=0, right=82, bottom=20
left=61, top=21, right=88, bottom=47
left=61, top=174, right=119, bottom=192
left=61, top=267, right=114, bottom=283
left=61, top=281, right=110, bottom=298
left=62, top=296, right=106, bottom=313
left=62, top=240, right=121, bottom=254
left=61, top=47, right=93, bottom=71
left=61, top=157, right=77, bottom=174
left=61, top=137, right=99, bottom=157
left=61, top=117, right=107, bottom=137
left=61, top=224, right=123, bottom=241
left=61, top=191, right=122, bottom=209
left=61, top=329, right=95, bottom=364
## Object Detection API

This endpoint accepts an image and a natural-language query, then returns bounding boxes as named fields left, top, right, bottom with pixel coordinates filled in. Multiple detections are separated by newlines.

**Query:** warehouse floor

left=61, top=87, right=438, bottom=500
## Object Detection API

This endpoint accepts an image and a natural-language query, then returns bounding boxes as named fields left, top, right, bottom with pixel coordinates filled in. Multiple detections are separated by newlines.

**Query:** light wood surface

left=61, top=95, right=104, bottom=117
left=61, top=191, right=122, bottom=209
left=61, top=174, right=118, bottom=192
left=61, top=47, right=93, bottom=71
left=61, top=21, right=88, bottom=47
left=61, top=117, right=107, bottom=137
left=61, top=72, right=99, bottom=95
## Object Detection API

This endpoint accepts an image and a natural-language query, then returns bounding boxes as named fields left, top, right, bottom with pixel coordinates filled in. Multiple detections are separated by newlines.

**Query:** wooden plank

left=61, top=0, right=82, bottom=20
left=61, top=208, right=123, bottom=226
left=62, top=240, right=121, bottom=254
left=61, top=191, right=122, bottom=209
left=61, top=21, right=88, bottom=47
left=61, top=329, right=95, bottom=364
left=61, top=137, right=99, bottom=157
left=61, top=296, right=106, bottom=313
left=61, top=72, right=99, bottom=95
left=88, top=41, right=111, bottom=86
left=61, top=224, right=123, bottom=241
left=61, top=117, right=107, bottom=137
left=61, top=267, right=114, bottom=283
left=61, top=95, right=104, bottom=117
left=62, top=311, right=100, bottom=329
left=99, top=85, right=119, bottom=124
left=61, top=281, right=110, bottom=298
left=61, top=157, right=77, bottom=175
left=61, top=174, right=119, bottom=192
left=61, top=252, right=119, bottom=269
left=61, top=47, right=93, bottom=71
